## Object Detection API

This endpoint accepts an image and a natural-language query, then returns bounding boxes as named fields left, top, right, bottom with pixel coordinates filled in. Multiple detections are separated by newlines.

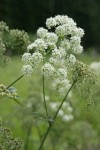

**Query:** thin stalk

left=36, top=126, right=44, bottom=150
left=53, top=80, right=76, bottom=120
left=24, top=123, right=33, bottom=150
left=43, top=73, right=49, bottom=120
left=38, top=80, right=76, bottom=150
left=7, top=75, right=24, bottom=89
left=42, top=59, right=50, bottom=125
left=38, top=124, right=52, bottom=150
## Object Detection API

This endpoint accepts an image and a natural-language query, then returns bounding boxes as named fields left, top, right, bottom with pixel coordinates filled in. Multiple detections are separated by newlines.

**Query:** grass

left=0, top=56, right=44, bottom=148
left=0, top=53, right=100, bottom=150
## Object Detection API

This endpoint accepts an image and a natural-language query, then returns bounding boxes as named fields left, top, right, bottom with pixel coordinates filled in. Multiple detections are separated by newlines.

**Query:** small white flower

left=22, top=52, right=32, bottom=64
left=58, top=110, right=64, bottom=117
left=22, top=65, right=33, bottom=76
left=55, top=15, right=69, bottom=25
left=67, top=105, right=73, bottom=112
left=47, top=42, right=56, bottom=50
left=60, top=79, right=70, bottom=87
left=31, top=52, right=43, bottom=66
left=58, top=84, right=71, bottom=96
left=56, top=23, right=75, bottom=37
left=52, top=47, right=66, bottom=60
left=59, top=47, right=66, bottom=57
left=52, top=79, right=71, bottom=97
left=49, top=57, right=58, bottom=64
left=62, top=114, right=73, bottom=122
left=60, top=39, right=71, bottom=51
left=46, top=17, right=56, bottom=29
left=90, top=62, right=100, bottom=74
left=42, top=63, right=55, bottom=78
left=27, top=43, right=36, bottom=51
left=49, top=102, right=58, bottom=110
left=70, top=36, right=81, bottom=47
left=68, top=54, right=76, bottom=64
left=45, top=95, right=50, bottom=101
left=37, top=27, right=48, bottom=38
left=72, top=27, right=84, bottom=37
left=55, top=25, right=67, bottom=37
left=63, top=102, right=73, bottom=112
left=49, top=100, right=73, bottom=122
left=73, top=45, right=83, bottom=54
left=52, top=48, right=62, bottom=59
left=57, top=68, right=67, bottom=80
left=52, top=48, right=61, bottom=59
left=28, top=39, right=47, bottom=53
left=52, top=79, right=70, bottom=91
left=45, top=32, right=58, bottom=44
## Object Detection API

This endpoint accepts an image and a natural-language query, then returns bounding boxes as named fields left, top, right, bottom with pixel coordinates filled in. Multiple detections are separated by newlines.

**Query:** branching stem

left=7, top=75, right=24, bottom=89
left=38, top=80, right=76, bottom=150
left=42, top=64, right=51, bottom=126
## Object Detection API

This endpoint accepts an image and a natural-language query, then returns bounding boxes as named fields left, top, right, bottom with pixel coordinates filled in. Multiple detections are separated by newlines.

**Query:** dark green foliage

left=0, top=56, right=100, bottom=150
left=8, top=29, right=30, bottom=55
left=0, top=21, right=9, bottom=66
left=0, top=21, right=30, bottom=61
left=0, top=118, right=23, bottom=150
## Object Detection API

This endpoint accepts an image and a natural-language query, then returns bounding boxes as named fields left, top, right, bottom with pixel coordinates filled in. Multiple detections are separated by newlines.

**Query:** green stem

left=53, top=80, right=76, bottom=120
left=38, top=124, right=52, bottom=150
left=43, top=73, right=49, bottom=119
left=42, top=59, right=50, bottom=125
left=7, top=75, right=24, bottom=89
left=24, top=123, right=33, bottom=150
left=36, top=126, right=44, bottom=150
left=38, top=80, right=76, bottom=150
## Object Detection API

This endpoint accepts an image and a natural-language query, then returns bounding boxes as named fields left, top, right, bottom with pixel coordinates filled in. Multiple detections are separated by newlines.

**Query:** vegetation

left=0, top=54, right=100, bottom=150
left=0, top=14, right=100, bottom=150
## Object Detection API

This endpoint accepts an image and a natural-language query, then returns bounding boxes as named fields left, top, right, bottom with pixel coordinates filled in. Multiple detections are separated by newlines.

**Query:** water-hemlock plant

left=0, top=118, right=23, bottom=150
left=0, top=21, right=30, bottom=66
left=0, top=84, right=22, bottom=105
left=0, top=21, right=9, bottom=66
left=8, top=29, right=30, bottom=55
left=20, top=15, right=96, bottom=149
left=0, top=15, right=97, bottom=149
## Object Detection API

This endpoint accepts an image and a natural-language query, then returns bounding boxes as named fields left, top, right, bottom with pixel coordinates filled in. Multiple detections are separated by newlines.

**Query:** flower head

left=22, top=15, right=85, bottom=86
left=37, top=27, right=48, bottom=38
left=31, top=52, right=43, bottom=66
left=42, top=63, right=55, bottom=78
left=22, top=52, right=32, bottom=64
left=22, top=65, right=33, bottom=76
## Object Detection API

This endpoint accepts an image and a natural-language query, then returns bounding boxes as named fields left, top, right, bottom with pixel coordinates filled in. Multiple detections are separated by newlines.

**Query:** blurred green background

left=0, top=55, right=100, bottom=150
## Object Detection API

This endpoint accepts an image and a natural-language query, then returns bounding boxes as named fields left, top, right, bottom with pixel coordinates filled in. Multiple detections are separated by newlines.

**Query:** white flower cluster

left=46, top=15, right=84, bottom=55
left=22, top=53, right=32, bottom=64
left=67, top=54, right=77, bottom=64
left=22, top=65, right=33, bottom=76
left=22, top=15, right=84, bottom=92
left=46, top=15, right=76, bottom=29
left=37, top=28, right=58, bottom=45
left=49, top=101, right=73, bottom=122
left=22, top=52, right=43, bottom=75
left=42, top=63, right=55, bottom=78
left=52, top=79, right=71, bottom=97
left=27, top=39, right=47, bottom=53
left=90, top=61, right=100, bottom=74
left=52, top=47, right=66, bottom=60
left=56, top=68, right=67, bottom=80
left=32, top=52, right=43, bottom=65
